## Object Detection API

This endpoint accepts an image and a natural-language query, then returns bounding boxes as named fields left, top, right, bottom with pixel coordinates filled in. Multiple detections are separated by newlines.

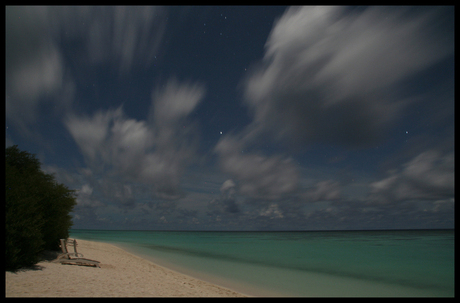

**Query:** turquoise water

left=70, top=229, right=454, bottom=297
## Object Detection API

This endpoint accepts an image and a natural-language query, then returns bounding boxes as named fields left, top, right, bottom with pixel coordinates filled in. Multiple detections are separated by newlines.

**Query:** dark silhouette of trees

left=5, top=145, right=77, bottom=271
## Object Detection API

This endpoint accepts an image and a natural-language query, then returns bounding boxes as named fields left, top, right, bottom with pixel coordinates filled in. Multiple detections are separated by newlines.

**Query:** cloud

left=220, top=179, right=236, bottom=196
left=81, top=184, right=93, bottom=195
left=75, top=184, right=105, bottom=208
left=150, top=79, right=205, bottom=125
left=214, top=136, right=299, bottom=200
left=41, top=165, right=105, bottom=209
left=212, top=6, right=453, bottom=217
left=259, top=203, right=284, bottom=219
left=65, top=109, right=118, bottom=166
left=206, top=179, right=240, bottom=216
left=242, top=6, right=453, bottom=148
left=6, top=7, right=67, bottom=135
left=65, top=79, right=205, bottom=200
left=305, top=180, right=341, bottom=202
left=219, top=179, right=240, bottom=213
left=369, top=150, right=454, bottom=204
left=42, top=164, right=77, bottom=186
left=115, top=186, right=137, bottom=209
left=47, top=6, right=167, bottom=75
left=6, top=6, right=168, bottom=140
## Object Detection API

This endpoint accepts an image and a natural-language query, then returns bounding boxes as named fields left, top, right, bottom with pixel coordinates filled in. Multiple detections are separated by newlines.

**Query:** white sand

left=5, top=239, right=246, bottom=297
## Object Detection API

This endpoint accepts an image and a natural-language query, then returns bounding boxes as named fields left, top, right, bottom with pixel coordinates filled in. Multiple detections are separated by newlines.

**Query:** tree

left=5, top=162, right=45, bottom=270
left=5, top=145, right=77, bottom=271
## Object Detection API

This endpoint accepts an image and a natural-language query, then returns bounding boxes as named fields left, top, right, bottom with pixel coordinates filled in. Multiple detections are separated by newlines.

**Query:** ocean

left=69, top=229, right=454, bottom=297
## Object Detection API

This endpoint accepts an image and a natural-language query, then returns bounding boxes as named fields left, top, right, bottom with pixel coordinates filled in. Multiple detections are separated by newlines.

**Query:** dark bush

left=5, top=145, right=77, bottom=271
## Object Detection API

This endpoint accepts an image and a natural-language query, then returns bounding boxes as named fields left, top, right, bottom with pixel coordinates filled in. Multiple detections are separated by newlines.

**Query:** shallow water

left=70, top=229, right=454, bottom=297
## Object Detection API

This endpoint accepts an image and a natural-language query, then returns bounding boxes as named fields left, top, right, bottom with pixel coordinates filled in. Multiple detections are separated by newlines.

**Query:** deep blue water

left=70, top=229, right=454, bottom=297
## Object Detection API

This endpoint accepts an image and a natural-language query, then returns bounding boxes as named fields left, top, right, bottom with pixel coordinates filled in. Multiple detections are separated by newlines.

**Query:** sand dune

left=5, top=239, right=246, bottom=297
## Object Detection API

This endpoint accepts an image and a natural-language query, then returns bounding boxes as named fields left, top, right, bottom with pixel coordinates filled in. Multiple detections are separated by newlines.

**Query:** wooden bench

left=55, top=238, right=101, bottom=268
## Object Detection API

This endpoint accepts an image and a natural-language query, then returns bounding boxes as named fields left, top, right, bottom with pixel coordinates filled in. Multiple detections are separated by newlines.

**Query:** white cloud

left=65, top=79, right=205, bottom=200
left=65, top=109, right=117, bottom=164
left=242, top=6, right=453, bottom=147
left=306, top=180, right=341, bottom=202
left=10, top=46, right=64, bottom=104
left=369, top=150, right=454, bottom=204
left=6, top=6, right=168, bottom=140
left=6, top=7, right=67, bottom=135
left=47, top=6, right=167, bottom=74
left=260, top=203, right=284, bottom=219
left=211, top=6, right=453, bottom=215
left=214, top=135, right=299, bottom=200
left=220, top=179, right=236, bottom=195
left=150, top=79, right=205, bottom=125
left=75, top=183, right=104, bottom=208
left=80, top=184, right=93, bottom=195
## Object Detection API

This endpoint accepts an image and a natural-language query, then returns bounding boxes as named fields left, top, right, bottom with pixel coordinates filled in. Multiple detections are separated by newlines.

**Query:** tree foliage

left=5, top=145, right=77, bottom=271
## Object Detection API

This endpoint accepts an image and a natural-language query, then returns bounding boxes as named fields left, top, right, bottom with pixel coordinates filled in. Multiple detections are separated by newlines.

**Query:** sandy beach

left=5, top=239, right=246, bottom=297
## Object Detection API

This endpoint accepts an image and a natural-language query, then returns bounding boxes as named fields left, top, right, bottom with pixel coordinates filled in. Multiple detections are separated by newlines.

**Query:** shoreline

left=114, top=242, right=287, bottom=297
left=5, top=238, right=247, bottom=297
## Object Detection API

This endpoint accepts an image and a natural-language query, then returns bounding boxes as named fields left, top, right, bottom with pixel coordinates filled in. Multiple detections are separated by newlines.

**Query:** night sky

left=6, top=6, right=454, bottom=230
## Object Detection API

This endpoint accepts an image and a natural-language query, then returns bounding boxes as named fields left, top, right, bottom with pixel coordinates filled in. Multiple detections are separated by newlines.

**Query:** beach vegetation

left=5, top=145, right=77, bottom=271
